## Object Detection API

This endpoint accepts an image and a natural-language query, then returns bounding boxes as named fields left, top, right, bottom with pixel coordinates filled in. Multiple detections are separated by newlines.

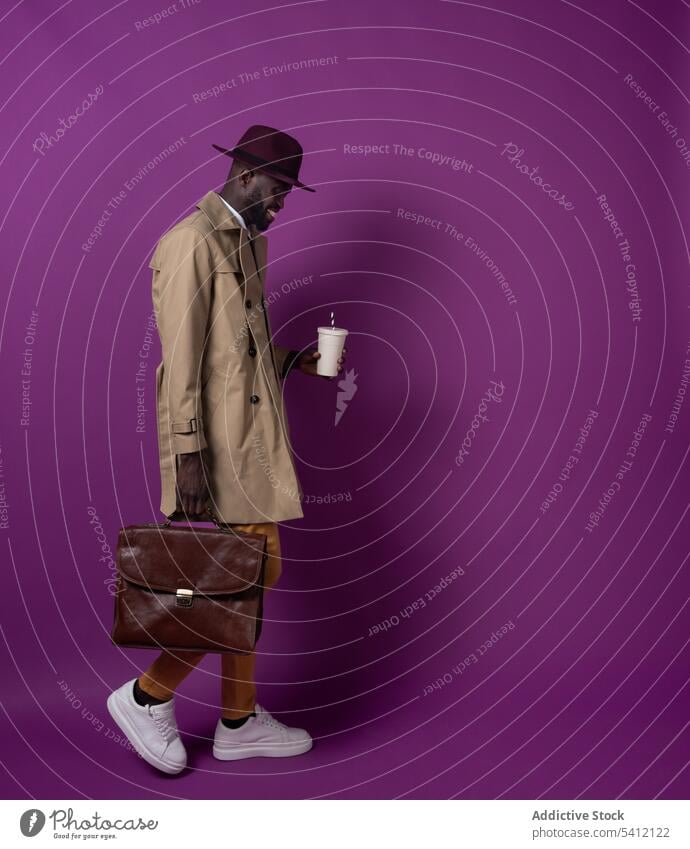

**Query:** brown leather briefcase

left=111, top=511, right=268, bottom=654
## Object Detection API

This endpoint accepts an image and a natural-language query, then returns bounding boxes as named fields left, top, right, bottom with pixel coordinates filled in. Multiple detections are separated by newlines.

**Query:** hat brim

left=212, top=144, right=316, bottom=192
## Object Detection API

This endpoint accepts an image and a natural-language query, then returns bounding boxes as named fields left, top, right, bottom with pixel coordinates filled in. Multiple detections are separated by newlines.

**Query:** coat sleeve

left=152, top=226, right=214, bottom=454
left=273, top=345, right=302, bottom=380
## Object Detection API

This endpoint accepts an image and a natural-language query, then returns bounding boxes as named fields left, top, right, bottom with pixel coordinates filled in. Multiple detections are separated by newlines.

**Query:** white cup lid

left=317, top=326, right=348, bottom=335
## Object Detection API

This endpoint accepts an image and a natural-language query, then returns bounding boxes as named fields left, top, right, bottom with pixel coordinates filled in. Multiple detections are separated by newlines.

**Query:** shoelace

left=150, top=706, right=177, bottom=742
left=255, top=706, right=286, bottom=731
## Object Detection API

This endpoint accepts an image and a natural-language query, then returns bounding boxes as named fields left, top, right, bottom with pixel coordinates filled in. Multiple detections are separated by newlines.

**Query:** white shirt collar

left=217, top=193, right=248, bottom=230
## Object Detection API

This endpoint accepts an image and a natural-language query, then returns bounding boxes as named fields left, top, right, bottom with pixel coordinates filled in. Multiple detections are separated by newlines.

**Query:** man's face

left=242, top=170, right=292, bottom=232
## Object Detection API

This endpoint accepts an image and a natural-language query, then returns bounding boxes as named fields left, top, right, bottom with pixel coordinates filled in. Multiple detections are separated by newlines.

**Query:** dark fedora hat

left=212, top=125, right=315, bottom=192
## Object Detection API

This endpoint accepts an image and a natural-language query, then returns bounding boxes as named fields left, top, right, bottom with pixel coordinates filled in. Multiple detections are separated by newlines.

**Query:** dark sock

left=133, top=678, right=170, bottom=707
left=221, top=712, right=256, bottom=729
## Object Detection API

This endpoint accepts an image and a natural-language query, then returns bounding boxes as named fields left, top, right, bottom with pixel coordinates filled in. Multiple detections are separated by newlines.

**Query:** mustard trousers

left=137, top=522, right=281, bottom=720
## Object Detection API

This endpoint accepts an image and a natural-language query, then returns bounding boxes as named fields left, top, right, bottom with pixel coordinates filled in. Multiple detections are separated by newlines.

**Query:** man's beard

left=244, top=186, right=270, bottom=232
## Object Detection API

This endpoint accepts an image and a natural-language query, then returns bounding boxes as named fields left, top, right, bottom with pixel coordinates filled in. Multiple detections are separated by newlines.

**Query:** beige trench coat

left=149, top=190, right=304, bottom=523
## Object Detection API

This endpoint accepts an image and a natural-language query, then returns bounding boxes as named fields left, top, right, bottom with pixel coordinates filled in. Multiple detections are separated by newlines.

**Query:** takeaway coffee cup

left=317, top=327, right=348, bottom=377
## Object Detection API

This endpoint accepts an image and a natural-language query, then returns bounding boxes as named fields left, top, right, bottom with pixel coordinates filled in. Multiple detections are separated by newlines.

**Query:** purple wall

left=0, top=0, right=688, bottom=799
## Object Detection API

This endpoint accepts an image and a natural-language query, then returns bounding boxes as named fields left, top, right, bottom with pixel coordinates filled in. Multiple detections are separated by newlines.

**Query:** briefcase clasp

left=176, top=588, right=194, bottom=607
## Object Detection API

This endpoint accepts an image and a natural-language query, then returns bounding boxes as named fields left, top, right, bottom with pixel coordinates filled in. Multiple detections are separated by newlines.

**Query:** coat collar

left=196, top=190, right=268, bottom=286
left=196, top=190, right=243, bottom=232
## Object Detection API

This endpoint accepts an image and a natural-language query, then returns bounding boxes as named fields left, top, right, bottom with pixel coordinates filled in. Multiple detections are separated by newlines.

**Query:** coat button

left=249, top=394, right=260, bottom=404
left=245, top=299, right=252, bottom=309
left=248, top=346, right=257, bottom=357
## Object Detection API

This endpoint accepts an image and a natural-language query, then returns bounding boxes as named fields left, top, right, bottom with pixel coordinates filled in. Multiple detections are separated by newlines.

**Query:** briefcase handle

left=154, top=504, right=237, bottom=533
left=143, top=506, right=267, bottom=551
left=162, top=503, right=228, bottom=529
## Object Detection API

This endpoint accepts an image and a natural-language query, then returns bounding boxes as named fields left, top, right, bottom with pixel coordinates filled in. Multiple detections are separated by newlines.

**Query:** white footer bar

left=2, top=799, right=688, bottom=848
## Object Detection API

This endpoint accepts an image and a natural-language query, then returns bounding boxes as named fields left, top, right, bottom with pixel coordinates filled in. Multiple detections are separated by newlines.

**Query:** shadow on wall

left=264, top=191, right=468, bottom=733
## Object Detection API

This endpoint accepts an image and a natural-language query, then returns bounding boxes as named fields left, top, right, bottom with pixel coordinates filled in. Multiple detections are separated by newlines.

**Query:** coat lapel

left=196, top=191, right=279, bottom=384
left=238, top=227, right=263, bottom=306
left=196, top=191, right=267, bottom=288
left=250, top=234, right=267, bottom=287
left=239, top=227, right=283, bottom=389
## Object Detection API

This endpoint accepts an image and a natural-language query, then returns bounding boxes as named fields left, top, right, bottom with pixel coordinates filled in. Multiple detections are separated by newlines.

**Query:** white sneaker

left=106, top=679, right=187, bottom=775
left=213, top=704, right=313, bottom=760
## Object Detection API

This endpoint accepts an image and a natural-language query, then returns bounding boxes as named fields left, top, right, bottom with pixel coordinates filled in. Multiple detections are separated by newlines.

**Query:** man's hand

left=175, top=448, right=210, bottom=516
left=297, top=347, right=347, bottom=379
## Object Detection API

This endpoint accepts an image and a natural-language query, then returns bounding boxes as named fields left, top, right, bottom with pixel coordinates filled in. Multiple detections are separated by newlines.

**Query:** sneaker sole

left=106, top=692, right=186, bottom=775
left=213, top=738, right=313, bottom=761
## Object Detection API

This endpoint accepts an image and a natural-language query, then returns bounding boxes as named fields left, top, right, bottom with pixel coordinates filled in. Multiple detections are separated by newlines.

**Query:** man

left=107, top=126, right=345, bottom=775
